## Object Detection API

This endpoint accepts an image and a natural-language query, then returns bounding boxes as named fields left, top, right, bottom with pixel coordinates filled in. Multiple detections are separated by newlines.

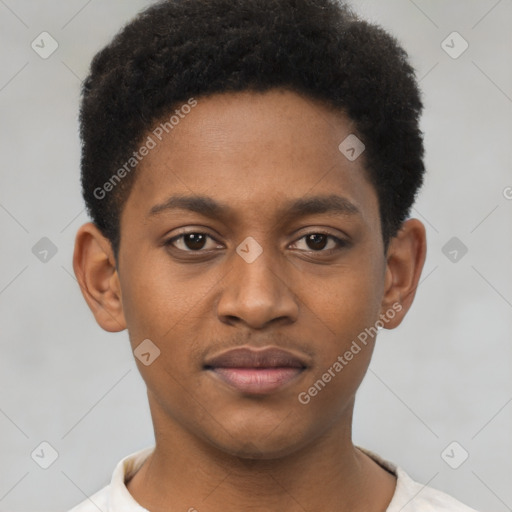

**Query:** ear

left=380, top=218, right=427, bottom=329
left=72, top=222, right=127, bottom=332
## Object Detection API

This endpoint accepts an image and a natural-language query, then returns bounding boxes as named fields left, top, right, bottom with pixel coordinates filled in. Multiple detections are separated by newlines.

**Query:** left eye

left=290, top=233, right=346, bottom=252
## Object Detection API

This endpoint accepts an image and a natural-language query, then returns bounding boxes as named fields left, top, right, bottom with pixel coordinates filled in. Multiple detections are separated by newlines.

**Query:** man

left=70, top=0, right=478, bottom=510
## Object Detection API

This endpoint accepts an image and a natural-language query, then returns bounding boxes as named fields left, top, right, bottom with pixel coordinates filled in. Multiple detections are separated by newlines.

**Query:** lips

left=203, top=346, right=308, bottom=370
left=204, top=346, right=309, bottom=395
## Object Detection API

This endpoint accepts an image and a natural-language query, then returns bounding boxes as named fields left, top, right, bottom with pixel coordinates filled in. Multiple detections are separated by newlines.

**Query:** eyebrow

left=147, top=194, right=360, bottom=220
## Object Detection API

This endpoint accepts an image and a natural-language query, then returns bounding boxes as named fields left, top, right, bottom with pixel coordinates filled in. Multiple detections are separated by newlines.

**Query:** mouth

left=203, top=346, right=309, bottom=395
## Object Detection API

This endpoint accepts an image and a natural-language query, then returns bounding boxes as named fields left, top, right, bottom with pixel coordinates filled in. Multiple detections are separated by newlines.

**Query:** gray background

left=0, top=0, right=511, bottom=510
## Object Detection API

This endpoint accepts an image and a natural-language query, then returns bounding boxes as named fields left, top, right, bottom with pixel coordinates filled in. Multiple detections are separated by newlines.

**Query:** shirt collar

left=108, top=445, right=155, bottom=511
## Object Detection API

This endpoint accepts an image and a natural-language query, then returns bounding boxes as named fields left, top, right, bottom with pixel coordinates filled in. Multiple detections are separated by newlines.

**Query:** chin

left=203, top=423, right=310, bottom=461
left=221, top=441, right=300, bottom=461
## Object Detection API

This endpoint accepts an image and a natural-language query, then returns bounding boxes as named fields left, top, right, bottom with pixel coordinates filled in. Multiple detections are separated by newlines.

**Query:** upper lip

left=204, top=346, right=309, bottom=369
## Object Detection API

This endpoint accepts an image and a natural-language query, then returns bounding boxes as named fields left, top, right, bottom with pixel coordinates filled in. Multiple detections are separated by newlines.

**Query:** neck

left=126, top=396, right=396, bottom=512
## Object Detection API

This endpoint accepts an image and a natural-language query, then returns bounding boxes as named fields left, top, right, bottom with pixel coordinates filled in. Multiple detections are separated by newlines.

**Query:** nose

left=216, top=243, right=299, bottom=329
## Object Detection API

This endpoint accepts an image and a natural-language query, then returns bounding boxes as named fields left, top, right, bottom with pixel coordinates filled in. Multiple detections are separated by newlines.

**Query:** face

left=74, top=88, right=426, bottom=460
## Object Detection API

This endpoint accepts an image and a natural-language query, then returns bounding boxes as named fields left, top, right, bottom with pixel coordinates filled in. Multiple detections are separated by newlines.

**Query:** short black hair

left=79, top=0, right=425, bottom=262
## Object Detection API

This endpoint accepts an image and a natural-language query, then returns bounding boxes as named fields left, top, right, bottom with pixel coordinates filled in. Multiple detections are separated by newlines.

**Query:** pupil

left=186, top=233, right=206, bottom=250
left=308, top=234, right=327, bottom=250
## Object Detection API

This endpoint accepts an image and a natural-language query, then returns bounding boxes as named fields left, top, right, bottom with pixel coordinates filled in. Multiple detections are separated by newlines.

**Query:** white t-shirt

left=67, top=445, right=478, bottom=511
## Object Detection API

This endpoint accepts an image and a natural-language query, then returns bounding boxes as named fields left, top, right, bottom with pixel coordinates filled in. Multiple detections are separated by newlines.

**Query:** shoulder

left=64, top=445, right=154, bottom=512
left=390, top=466, right=479, bottom=512
left=357, top=447, right=479, bottom=512
left=66, top=484, right=109, bottom=512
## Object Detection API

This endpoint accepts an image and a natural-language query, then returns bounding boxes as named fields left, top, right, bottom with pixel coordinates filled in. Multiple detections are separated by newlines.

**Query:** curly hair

left=79, top=0, right=425, bottom=261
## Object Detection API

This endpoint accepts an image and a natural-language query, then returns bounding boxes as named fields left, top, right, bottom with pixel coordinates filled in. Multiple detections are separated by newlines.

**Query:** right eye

left=164, top=232, right=223, bottom=252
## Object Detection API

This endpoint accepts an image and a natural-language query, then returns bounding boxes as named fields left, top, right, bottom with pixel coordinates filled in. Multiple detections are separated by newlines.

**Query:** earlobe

left=380, top=218, right=427, bottom=329
left=72, top=222, right=127, bottom=333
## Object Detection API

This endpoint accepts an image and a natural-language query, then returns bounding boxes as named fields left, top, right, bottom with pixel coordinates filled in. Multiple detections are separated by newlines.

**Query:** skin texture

left=73, top=89, right=426, bottom=512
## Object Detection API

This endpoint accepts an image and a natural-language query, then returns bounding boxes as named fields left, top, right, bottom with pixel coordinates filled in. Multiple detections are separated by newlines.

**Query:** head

left=73, top=0, right=426, bottom=458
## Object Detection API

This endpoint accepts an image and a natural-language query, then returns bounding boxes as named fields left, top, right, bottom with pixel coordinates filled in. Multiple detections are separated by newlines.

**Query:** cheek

left=119, top=250, right=191, bottom=326
left=296, top=272, right=381, bottom=416
left=300, top=261, right=384, bottom=401
left=306, top=262, right=384, bottom=339
left=118, top=258, right=208, bottom=380
left=120, top=268, right=195, bottom=400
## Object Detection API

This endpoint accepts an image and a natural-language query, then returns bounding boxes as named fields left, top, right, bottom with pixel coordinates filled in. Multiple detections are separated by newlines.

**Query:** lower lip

left=208, top=367, right=304, bottom=394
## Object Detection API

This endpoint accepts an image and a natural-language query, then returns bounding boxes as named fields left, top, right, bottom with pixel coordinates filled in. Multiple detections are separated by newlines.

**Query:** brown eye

left=165, top=232, right=219, bottom=251
left=291, top=233, right=347, bottom=253
left=305, top=233, right=329, bottom=251
left=182, top=233, right=207, bottom=250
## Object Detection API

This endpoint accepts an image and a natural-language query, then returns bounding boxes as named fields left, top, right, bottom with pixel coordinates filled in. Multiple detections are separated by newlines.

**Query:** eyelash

left=164, top=230, right=349, bottom=255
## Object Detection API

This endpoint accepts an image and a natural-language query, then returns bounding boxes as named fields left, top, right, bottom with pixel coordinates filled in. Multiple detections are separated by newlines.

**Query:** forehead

left=121, top=89, right=379, bottom=229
